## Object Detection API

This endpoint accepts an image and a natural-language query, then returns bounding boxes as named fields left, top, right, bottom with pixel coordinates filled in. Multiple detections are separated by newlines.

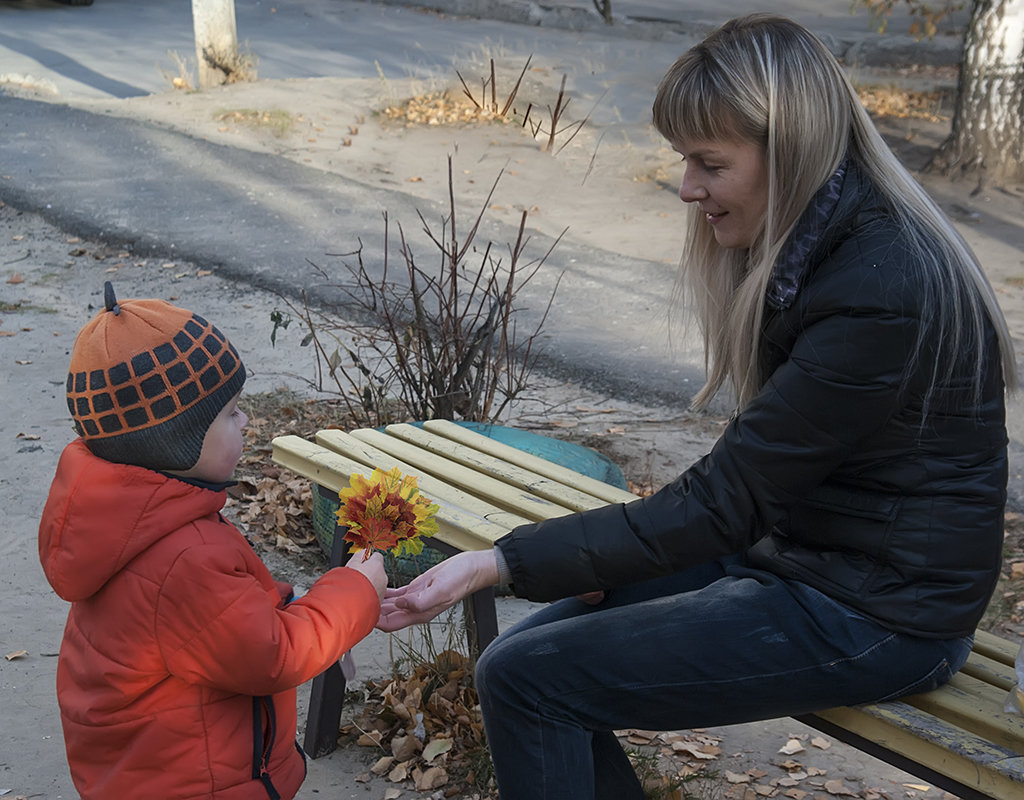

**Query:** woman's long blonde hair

left=652, top=13, right=1016, bottom=411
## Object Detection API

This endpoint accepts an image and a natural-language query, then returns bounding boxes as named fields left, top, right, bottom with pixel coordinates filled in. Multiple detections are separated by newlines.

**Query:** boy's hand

left=345, top=551, right=387, bottom=602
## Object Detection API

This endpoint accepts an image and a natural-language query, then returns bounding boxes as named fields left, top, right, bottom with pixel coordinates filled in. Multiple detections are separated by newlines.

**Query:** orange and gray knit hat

left=66, top=282, right=246, bottom=471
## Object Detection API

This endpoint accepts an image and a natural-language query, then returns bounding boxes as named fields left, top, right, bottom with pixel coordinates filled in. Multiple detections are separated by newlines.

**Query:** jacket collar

left=766, top=160, right=850, bottom=310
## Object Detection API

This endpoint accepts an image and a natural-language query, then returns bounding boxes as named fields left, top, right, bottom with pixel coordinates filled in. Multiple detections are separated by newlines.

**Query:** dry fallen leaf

left=778, top=738, right=806, bottom=755
left=370, top=756, right=394, bottom=775
left=810, top=736, right=831, bottom=750
left=671, top=741, right=719, bottom=760
left=725, top=771, right=752, bottom=784
left=16, top=433, right=40, bottom=440
left=7, top=272, right=24, bottom=284
left=421, top=737, right=452, bottom=763
left=383, top=789, right=402, bottom=800
left=5, top=649, right=28, bottom=660
left=823, top=779, right=858, bottom=796
left=391, top=734, right=420, bottom=761
left=413, top=765, right=447, bottom=791
left=356, top=730, right=383, bottom=747
left=903, top=784, right=932, bottom=792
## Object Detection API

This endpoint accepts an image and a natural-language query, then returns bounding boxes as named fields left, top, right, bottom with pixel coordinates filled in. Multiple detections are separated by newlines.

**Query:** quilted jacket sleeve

left=498, top=238, right=926, bottom=602
left=155, top=540, right=380, bottom=695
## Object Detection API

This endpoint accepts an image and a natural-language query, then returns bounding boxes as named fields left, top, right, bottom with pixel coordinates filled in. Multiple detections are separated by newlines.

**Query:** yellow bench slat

left=960, top=650, right=1017, bottom=692
left=312, top=429, right=531, bottom=538
left=812, top=702, right=1024, bottom=797
left=272, top=435, right=518, bottom=552
left=974, top=630, right=1021, bottom=666
left=344, top=427, right=577, bottom=523
left=384, top=423, right=610, bottom=513
left=904, top=671, right=1024, bottom=753
left=422, top=419, right=638, bottom=504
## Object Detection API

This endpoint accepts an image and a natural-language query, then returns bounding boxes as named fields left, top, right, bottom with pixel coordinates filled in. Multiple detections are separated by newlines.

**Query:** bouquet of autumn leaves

left=335, top=466, right=440, bottom=561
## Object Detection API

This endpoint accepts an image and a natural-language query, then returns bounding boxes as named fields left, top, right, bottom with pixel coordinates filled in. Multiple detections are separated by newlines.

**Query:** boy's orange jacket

left=38, top=439, right=380, bottom=800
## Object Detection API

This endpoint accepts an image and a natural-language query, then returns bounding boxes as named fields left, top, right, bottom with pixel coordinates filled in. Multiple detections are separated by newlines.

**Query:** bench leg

left=303, top=510, right=350, bottom=758
left=303, top=660, right=347, bottom=758
left=463, top=586, right=499, bottom=659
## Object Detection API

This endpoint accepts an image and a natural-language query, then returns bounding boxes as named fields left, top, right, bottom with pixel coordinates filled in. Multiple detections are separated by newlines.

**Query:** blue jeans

left=475, top=558, right=973, bottom=800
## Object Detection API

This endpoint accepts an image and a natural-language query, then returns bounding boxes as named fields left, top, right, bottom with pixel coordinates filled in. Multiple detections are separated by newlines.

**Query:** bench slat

left=273, top=435, right=515, bottom=552
left=973, top=630, right=1021, bottom=666
left=345, top=428, right=577, bottom=523
left=960, top=651, right=1017, bottom=693
left=313, top=429, right=532, bottom=534
left=422, top=419, right=637, bottom=504
left=384, top=423, right=610, bottom=513
left=809, top=702, right=1024, bottom=798
left=904, top=671, right=1024, bottom=752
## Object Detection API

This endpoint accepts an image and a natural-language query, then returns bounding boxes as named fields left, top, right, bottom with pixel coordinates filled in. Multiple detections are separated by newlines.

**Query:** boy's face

left=167, top=390, right=248, bottom=484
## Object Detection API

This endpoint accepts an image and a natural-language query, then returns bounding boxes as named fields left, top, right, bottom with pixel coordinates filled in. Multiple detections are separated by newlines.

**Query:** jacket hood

left=39, top=439, right=228, bottom=601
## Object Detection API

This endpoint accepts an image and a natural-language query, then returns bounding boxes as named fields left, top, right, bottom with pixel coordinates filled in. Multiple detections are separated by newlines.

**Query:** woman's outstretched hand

left=377, top=550, right=500, bottom=632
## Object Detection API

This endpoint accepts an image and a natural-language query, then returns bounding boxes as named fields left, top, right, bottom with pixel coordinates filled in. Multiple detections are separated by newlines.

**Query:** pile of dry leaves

left=855, top=84, right=951, bottom=124
left=380, top=90, right=509, bottom=127
left=344, top=648, right=495, bottom=799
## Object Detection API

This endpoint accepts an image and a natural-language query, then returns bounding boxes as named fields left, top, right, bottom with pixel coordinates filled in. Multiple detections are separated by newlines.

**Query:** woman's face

left=673, top=136, right=769, bottom=250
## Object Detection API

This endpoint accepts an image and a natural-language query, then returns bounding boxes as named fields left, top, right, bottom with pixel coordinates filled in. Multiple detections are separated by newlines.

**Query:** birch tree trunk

left=192, top=0, right=239, bottom=89
left=930, top=0, right=1024, bottom=186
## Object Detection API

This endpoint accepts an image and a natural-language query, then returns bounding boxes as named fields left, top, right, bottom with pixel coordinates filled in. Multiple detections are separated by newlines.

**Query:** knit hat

left=66, top=282, right=246, bottom=471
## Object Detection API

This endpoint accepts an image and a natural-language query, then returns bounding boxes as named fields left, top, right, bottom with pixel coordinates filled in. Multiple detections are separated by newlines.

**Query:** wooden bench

left=271, top=420, right=1024, bottom=799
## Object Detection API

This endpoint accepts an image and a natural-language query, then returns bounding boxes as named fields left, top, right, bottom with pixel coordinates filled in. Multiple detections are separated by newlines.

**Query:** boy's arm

left=155, top=542, right=380, bottom=695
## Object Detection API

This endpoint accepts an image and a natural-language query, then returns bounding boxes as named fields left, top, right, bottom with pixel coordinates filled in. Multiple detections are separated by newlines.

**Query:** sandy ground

left=3, top=52, right=1024, bottom=800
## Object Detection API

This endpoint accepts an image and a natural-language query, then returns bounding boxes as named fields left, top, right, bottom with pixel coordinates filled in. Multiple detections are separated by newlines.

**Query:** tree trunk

left=930, top=0, right=1024, bottom=186
left=192, top=0, right=239, bottom=89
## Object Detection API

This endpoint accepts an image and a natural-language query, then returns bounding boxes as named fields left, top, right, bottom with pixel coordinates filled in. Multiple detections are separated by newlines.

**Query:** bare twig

left=273, top=163, right=560, bottom=425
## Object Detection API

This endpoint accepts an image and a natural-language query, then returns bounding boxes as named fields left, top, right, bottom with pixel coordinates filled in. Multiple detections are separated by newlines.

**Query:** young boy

left=38, top=282, right=387, bottom=800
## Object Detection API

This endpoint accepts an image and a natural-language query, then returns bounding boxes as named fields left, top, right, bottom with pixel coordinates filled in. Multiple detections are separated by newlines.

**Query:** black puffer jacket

left=497, top=164, right=1008, bottom=638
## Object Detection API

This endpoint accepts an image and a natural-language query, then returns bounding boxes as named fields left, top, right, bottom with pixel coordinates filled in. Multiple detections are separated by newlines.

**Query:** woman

left=378, top=14, right=1016, bottom=800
